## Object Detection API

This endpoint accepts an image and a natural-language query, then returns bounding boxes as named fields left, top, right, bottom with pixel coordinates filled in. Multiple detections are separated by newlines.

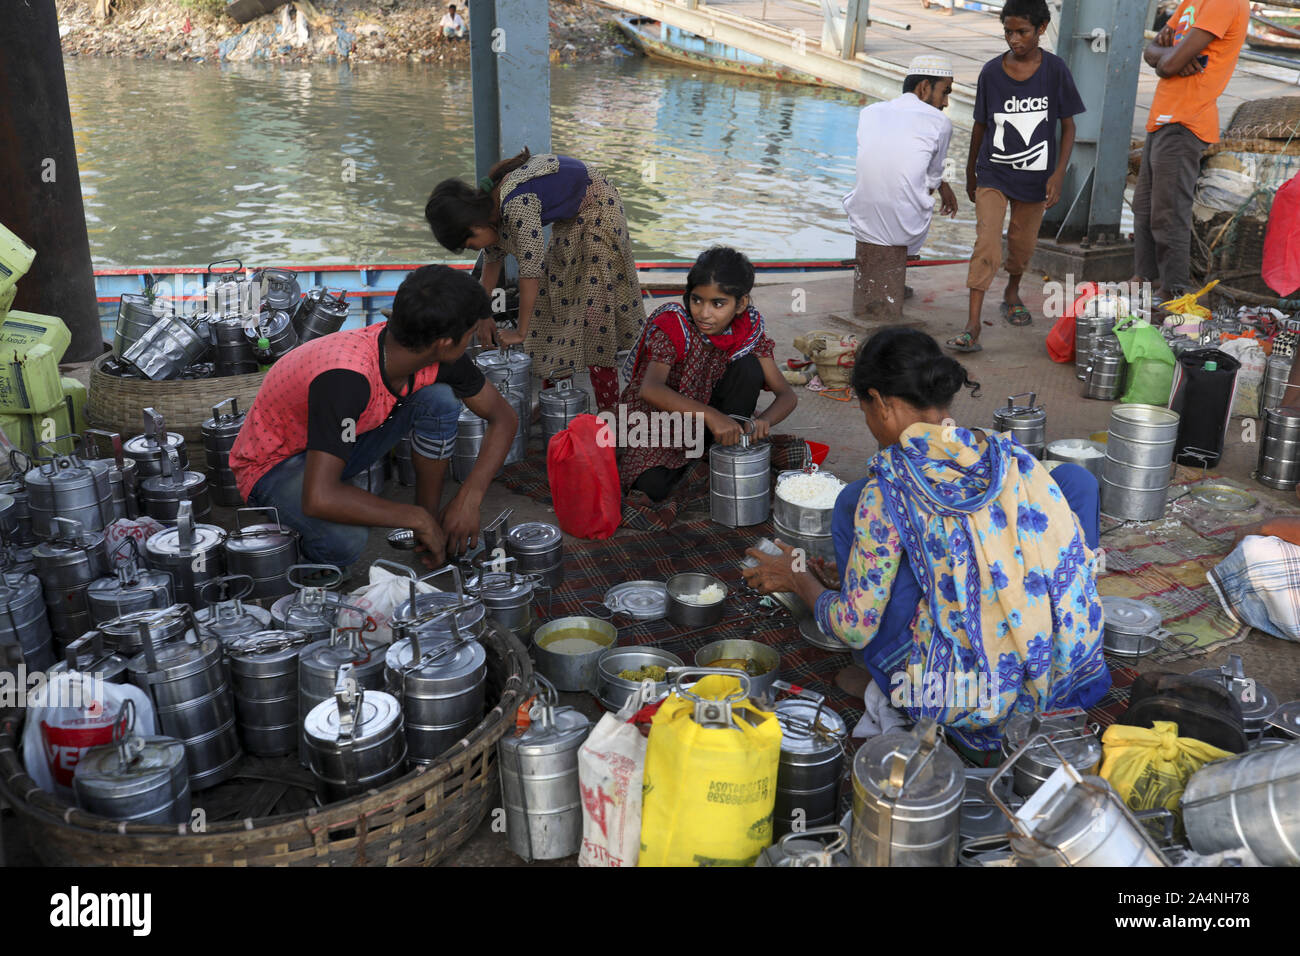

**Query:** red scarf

left=623, top=302, right=764, bottom=381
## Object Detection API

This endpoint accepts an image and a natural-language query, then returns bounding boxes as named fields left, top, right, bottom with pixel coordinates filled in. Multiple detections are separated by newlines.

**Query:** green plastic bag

left=1115, top=317, right=1176, bottom=406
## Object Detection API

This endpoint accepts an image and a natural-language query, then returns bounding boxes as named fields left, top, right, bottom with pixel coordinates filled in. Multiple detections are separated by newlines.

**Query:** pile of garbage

left=56, top=0, right=623, bottom=64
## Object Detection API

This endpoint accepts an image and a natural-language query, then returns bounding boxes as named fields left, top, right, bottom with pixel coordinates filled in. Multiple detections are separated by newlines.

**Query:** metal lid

left=141, top=469, right=206, bottom=494
left=300, top=637, right=376, bottom=673
left=25, top=456, right=109, bottom=490
left=272, top=590, right=347, bottom=629
left=1003, top=713, right=1102, bottom=768
left=475, top=348, right=532, bottom=375
left=603, top=580, right=668, bottom=621
left=393, top=590, right=486, bottom=637
left=100, top=605, right=191, bottom=641
left=775, top=699, right=846, bottom=755
left=304, top=690, right=403, bottom=747
left=1111, top=404, right=1179, bottom=427
left=960, top=768, right=1022, bottom=842
left=1101, top=596, right=1162, bottom=636
left=196, top=602, right=273, bottom=639
left=1190, top=658, right=1279, bottom=732
left=500, top=705, right=590, bottom=756
left=0, top=492, right=15, bottom=518
left=386, top=636, right=486, bottom=680
left=225, top=523, right=298, bottom=556
left=468, top=571, right=535, bottom=607
left=123, top=432, right=185, bottom=457
left=224, top=629, right=310, bottom=665
left=506, top=521, right=562, bottom=555
left=88, top=571, right=171, bottom=601
left=854, top=727, right=964, bottom=807
left=1188, top=483, right=1257, bottom=512
left=127, top=635, right=221, bottom=681
left=34, top=533, right=106, bottom=566
left=146, top=523, right=225, bottom=556
left=1268, top=700, right=1300, bottom=738
left=74, top=736, right=187, bottom=798
left=0, top=571, right=41, bottom=603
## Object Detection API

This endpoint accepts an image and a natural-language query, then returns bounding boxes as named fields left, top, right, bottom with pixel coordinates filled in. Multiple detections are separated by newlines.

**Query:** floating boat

left=611, top=15, right=834, bottom=87
left=1248, top=6, right=1300, bottom=53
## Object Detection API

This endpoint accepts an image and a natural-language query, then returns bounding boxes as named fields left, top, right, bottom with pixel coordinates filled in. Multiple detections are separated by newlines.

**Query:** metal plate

left=1101, top=596, right=1162, bottom=635
left=1188, top=483, right=1258, bottom=512
left=798, top=613, right=844, bottom=652
left=603, top=580, right=668, bottom=621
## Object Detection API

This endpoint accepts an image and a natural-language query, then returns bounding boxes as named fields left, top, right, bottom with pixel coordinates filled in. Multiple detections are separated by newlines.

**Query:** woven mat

left=1097, top=471, right=1274, bottom=662
left=547, top=516, right=1139, bottom=752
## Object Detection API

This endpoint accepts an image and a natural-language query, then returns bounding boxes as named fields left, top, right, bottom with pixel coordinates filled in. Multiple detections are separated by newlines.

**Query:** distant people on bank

left=1132, top=0, right=1250, bottom=305
left=618, top=247, right=797, bottom=503
left=948, top=0, right=1084, bottom=354
left=440, top=4, right=466, bottom=39
left=842, top=54, right=958, bottom=321
left=425, top=149, right=647, bottom=412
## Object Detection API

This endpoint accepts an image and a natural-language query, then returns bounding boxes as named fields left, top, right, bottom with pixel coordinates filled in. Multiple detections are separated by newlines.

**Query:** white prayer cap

left=907, top=54, right=955, bottom=78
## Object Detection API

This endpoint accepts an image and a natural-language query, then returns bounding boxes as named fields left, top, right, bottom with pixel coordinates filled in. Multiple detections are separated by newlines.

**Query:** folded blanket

left=1207, top=534, right=1300, bottom=643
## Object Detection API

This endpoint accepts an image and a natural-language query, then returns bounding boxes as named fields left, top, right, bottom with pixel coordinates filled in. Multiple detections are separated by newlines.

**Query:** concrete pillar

left=852, top=241, right=908, bottom=321
left=0, top=3, right=103, bottom=361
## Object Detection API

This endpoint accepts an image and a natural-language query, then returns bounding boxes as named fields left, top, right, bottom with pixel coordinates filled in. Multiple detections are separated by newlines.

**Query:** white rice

left=681, top=583, right=725, bottom=605
left=776, top=472, right=846, bottom=510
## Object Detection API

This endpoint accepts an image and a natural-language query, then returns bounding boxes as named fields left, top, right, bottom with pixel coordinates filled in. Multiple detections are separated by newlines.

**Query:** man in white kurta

left=843, top=55, right=958, bottom=317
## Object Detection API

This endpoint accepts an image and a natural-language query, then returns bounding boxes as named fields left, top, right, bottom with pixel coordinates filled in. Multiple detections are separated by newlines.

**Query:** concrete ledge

left=1031, top=239, right=1135, bottom=284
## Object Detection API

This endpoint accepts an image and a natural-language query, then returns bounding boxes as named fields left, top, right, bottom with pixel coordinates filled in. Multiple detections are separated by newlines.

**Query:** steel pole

left=0, top=2, right=103, bottom=360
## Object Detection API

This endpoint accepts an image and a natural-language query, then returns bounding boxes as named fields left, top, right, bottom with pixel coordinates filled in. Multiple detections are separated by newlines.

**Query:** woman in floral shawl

left=743, top=328, right=1109, bottom=753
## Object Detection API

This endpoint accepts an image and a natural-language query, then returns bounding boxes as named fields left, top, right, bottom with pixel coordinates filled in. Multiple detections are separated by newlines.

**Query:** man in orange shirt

left=1132, top=0, right=1250, bottom=302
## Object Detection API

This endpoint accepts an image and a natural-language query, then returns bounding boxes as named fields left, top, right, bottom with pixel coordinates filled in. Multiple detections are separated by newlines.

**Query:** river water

left=65, top=55, right=980, bottom=267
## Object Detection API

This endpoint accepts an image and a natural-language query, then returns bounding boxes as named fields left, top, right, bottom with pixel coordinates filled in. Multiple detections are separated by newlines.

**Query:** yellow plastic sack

left=639, top=674, right=782, bottom=867
left=1159, top=279, right=1219, bottom=320
left=1100, top=721, right=1231, bottom=830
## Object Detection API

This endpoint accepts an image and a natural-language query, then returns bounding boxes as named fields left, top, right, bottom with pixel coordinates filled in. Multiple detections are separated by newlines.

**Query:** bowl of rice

left=665, top=572, right=729, bottom=627
left=773, top=469, right=846, bottom=536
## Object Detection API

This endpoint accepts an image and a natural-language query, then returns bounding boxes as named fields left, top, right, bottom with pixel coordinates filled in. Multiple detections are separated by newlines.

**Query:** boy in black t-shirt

left=947, top=0, right=1084, bottom=354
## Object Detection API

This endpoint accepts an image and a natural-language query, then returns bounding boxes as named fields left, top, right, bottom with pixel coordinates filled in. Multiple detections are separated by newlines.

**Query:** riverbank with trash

left=56, top=0, right=625, bottom=64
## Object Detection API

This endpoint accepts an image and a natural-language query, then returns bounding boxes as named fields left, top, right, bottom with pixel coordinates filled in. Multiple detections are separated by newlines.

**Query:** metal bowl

left=594, top=646, right=684, bottom=711
left=665, top=572, right=728, bottom=628
left=533, top=616, right=617, bottom=692
left=693, top=638, right=779, bottom=700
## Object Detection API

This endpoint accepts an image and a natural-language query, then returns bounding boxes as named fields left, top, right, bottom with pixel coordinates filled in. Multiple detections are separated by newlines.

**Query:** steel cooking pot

left=123, top=408, right=188, bottom=479
left=83, top=429, right=140, bottom=521
left=594, top=646, right=683, bottom=712
left=665, top=572, right=728, bottom=628
left=1000, top=712, right=1102, bottom=798
left=223, top=507, right=300, bottom=600
left=25, top=437, right=114, bottom=538
left=533, top=616, right=617, bottom=693
left=304, top=662, right=407, bottom=803
left=693, top=638, right=779, bottom=700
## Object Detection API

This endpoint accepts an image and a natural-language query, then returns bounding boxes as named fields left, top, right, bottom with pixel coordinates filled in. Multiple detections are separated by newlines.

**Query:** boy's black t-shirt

left=973, top=50, right=1086, bottom=203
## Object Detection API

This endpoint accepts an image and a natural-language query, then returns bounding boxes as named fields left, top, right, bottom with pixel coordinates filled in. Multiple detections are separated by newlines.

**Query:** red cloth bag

left=1263, top=173, right=1300, bottom=297
left=1045, top=282, right=1098, bottom=364
left=547, top=413, right=620, bottom=540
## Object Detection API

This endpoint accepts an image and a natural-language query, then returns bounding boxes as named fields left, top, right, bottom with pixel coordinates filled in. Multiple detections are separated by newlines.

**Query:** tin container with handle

left=123, top=408, right=188, bottom=479
left=710, top=416, right=771, bottom=528
left=201, top=398, right=245, bottom=508
left=594, top=645, right=683, bottom=712
left=194, top=575, right=274, bottom=648
left=465, top=556, right=538, bottom=641
left=0, top=450, right=37, bottom=545
left=452, top=405, right=491, bottom=483
left=475, top=346, right=532, bottom=465
left=122, top=312, right=211, bottom=381
left=298, top=618, right=385, bottom=765
left=33, top=517, right=110, bottom=646
left=143, top=500, right=226, bottom=610
left=1181, top=739, right=1300, bottom=866
left=72, top=699, right=191, bottom=825
left=755, top=826, right=851, bottom=867
left=993, top=733, right=1169, bottom=867
left=0, top=569, right=54, bottom=670
left=1000, top=710, right=1102, bottom=798
left=140, top=447, right=212, bottom=525
left=245, top=308, right=299, bottom=364
left=225, top=628, right=312, bottom=757
left=1083, top=339, right=1126, bottom=401
left=992, top=392, right=1047, bottom=459
left=249, top=267, right=301, bottom=313
left=533, top=615, right=617, bottom=693
left=223, top=507, right=300, bottom=601
left=505, top=520, right=564, bottom=591
left=49, top=629, right=129, bottom=684
left=1258, top=353, right=1295, bottom=419
left=1255, top=405, right=1300, bottom=491
left=772, top=681, right=847, bottom=837
left=87, top=539, right=174, bottom=626
left=772, top=463, right=844, bottom=563
left=850, top=717, right=965, bottom=867
left=270, top=564, right=352, bottom=640
left=539, top=378, right=589, bottom=445
left=25, top=437, right=115, bottom=538
left=83, top=429, right=140, bottom=521
left=294, top=287, right=349, bottom=342
left=1101, top=403, right=1180, bottom=521
left=498, top=674, right=592, bottom=862
left=385, top=605, right=487, bottom=765
left=99, top=604, right=194, bottom=657
left=1189, top=655, right=1280, bottom=740
left=665, top=571, right=728, bottom=628
left=210, top=315, right=259, bottom=376
left=127, top=607, right=242, bottom=791
left=693, top=638, right=780, bottom=700
left=304, top=662, right=407, bottom=803
left=113, top=293, right=164, bottom=358
left=389, top=565, right=487, bottom=646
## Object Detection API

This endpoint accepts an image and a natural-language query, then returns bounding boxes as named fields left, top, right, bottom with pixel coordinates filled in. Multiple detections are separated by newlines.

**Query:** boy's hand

left=706, top=410, right=743, bottom=445
left=1045, top=171, right=1065, bottom=208
left=938, top=182, right=958, bottom=217
left=1156, top=24, right=1175, bottom=47
left=965, top=169, right=977, bottom=204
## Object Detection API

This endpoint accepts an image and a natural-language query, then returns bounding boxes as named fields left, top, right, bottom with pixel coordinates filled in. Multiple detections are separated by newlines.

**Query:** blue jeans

left=829, top=462, right=1101, bottom=694
left=247, top=383, right=462, bottom=567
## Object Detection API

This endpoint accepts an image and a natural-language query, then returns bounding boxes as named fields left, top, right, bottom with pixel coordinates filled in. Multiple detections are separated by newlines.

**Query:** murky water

left=65, top=55, right=981, bottom=267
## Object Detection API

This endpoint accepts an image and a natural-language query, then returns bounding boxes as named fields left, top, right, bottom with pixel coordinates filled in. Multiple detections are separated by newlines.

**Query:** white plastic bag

left=345, top=563, right=435, bottom=645
left=103, top=517, right=166, bottom=565
left=1217, top=339, right=1265, bottom=419
left=21, top=672, right=156, bottom=800
left=577, top=684, right=652, bottom=868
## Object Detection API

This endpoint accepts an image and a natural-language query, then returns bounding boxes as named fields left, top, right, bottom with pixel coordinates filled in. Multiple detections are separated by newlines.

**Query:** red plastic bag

left=1045, top=282, right=1098, bottom=364
left=1263, top=174, right=1300, bottom=297
left=547, top=413, right=620, bottom=539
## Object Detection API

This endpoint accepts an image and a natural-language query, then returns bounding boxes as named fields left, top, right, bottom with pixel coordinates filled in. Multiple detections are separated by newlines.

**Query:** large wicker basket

left=86, top=353, right=267, bottom=453
left=0, top=624, right=531, bottom=866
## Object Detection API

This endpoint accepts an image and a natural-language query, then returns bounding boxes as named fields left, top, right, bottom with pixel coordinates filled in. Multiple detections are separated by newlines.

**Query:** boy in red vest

left=229, top=265, right=517, bottom=569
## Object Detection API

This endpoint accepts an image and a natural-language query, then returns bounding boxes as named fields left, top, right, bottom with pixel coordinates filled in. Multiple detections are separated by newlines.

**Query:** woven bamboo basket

left=1226, top=96, right=1300, bottom=141
left=86, top=353, right=267, bottom=458
left=0, top=623, right=531, bottom=866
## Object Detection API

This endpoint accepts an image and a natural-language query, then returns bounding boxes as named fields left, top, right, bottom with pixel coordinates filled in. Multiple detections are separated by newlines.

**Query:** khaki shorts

left=966, top=187, right=1046, bottom=292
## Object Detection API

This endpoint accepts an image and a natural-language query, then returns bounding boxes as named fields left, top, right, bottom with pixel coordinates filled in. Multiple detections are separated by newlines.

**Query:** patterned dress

left=617, top=302, right=774, bottom=491
left=814, top=422, right=1109, bottom=751
left=484, top=154, right=647, bottom=379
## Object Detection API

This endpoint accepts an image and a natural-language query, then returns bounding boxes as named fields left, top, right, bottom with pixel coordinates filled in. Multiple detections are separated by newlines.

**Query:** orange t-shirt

left=1146, top=0, right=1250, bottom=144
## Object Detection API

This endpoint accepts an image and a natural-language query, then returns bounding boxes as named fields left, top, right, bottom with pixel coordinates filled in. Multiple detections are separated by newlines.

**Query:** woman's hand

left=741, top=539, right=802, bottom=594
left=706, top=410, right=743, bottom=445
left=809, top=555, right=839, bottom=589
left=496, top=327, right=526, bottom=347
left=751, top=417, right=772, bottom=441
